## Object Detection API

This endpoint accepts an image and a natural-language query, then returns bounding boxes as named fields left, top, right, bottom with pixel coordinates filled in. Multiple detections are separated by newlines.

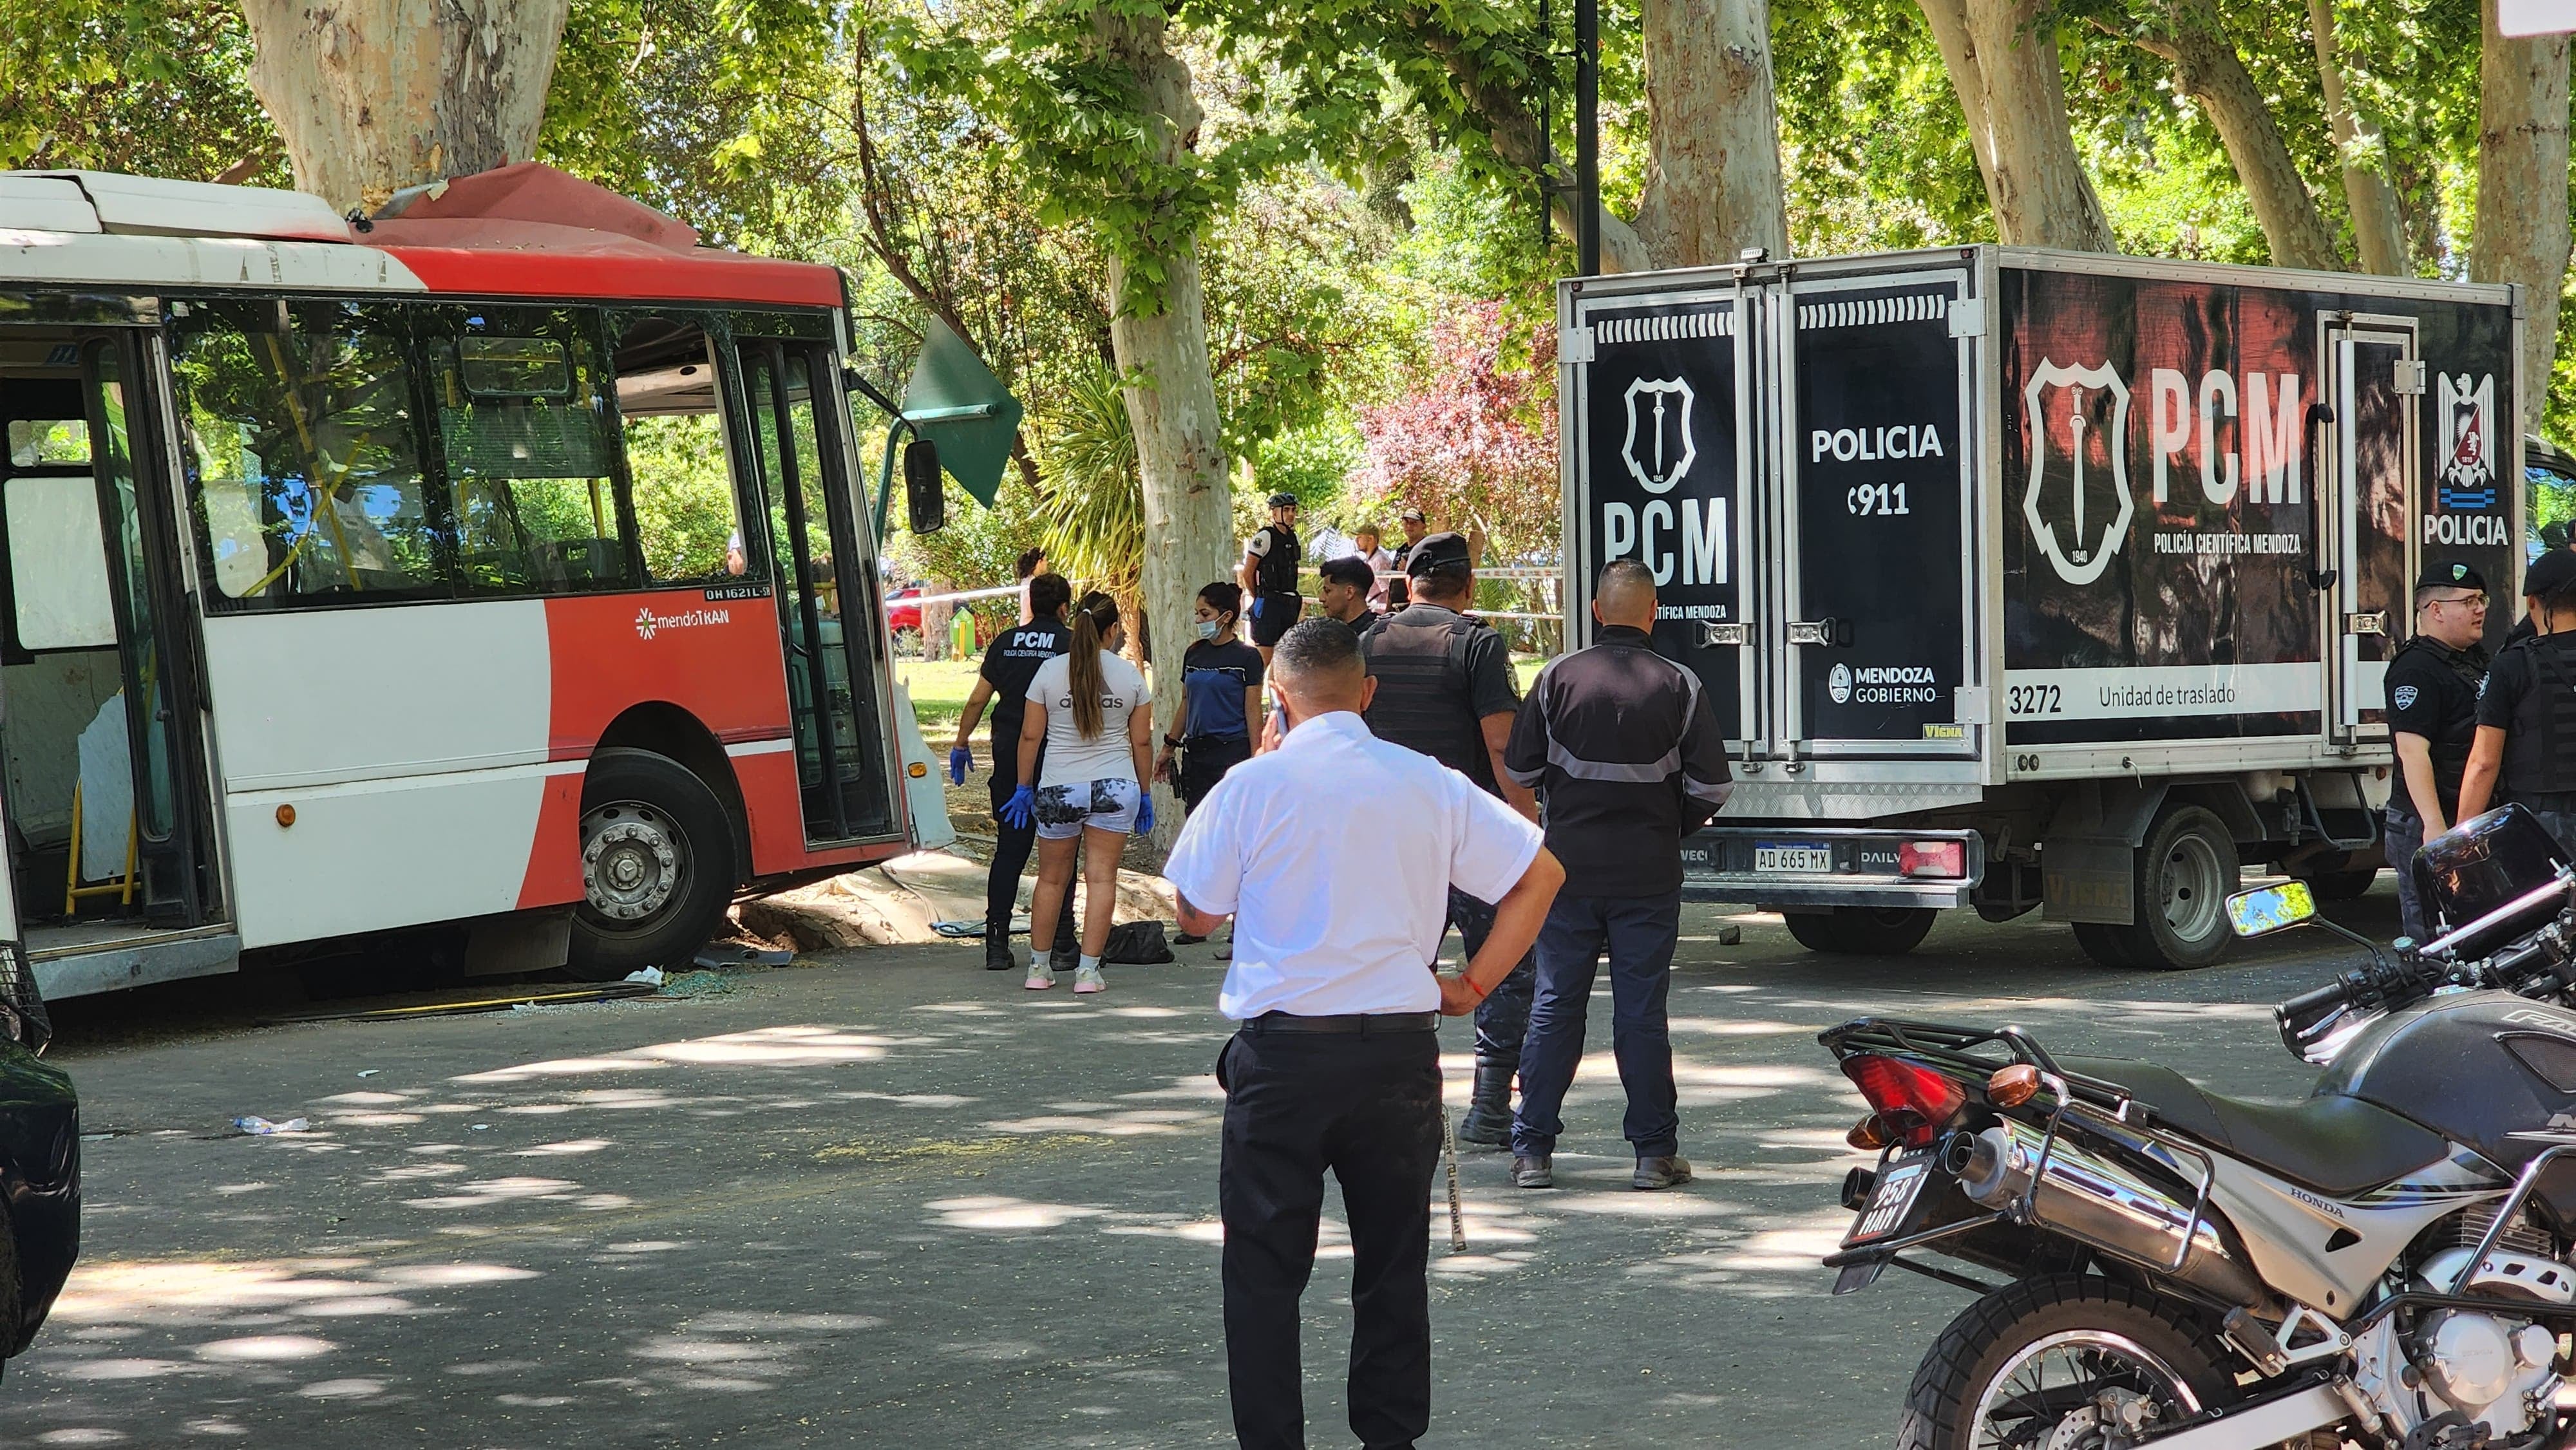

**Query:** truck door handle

left=2344, top=611, right=2389, bottom=636
left=1789, top=619, right=1853, bottom=647
left=1703, top=623, right=1747, bottom=646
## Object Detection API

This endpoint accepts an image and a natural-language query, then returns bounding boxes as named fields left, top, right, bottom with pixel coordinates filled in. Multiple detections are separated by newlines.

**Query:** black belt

left=1186, top=733, right=1250, bottom=747
left=1241, top=1011, right=1437, bottom=1035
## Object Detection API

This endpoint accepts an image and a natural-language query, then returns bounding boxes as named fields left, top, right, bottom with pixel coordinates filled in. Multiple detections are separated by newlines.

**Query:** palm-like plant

left=1036, top=364, right=1145, bottom=606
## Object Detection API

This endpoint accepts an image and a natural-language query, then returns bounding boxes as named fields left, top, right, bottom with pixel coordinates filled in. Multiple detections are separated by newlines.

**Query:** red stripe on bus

left=543, top=592, right=795, bottom=759
left=518, top=772, right=587, bottom=910
left=375, top=247, right=844, bottom=310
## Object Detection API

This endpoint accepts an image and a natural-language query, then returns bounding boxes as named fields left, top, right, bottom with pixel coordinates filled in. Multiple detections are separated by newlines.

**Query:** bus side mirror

left=903, top=438, right=946, bottom=535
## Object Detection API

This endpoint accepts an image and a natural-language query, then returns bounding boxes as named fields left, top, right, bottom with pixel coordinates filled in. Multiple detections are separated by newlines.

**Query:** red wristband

left=1466, top=975, right=1491, bottom=1001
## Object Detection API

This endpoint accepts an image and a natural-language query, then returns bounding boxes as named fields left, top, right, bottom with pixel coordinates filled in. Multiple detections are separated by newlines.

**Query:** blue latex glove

left=1134, top=792, right=1155, bottom=836
left=948, top=746, right=971, bottom=785
left=1246, top=595, right=1263, bottom=621
left=999, top=784, right=1036, bottom=830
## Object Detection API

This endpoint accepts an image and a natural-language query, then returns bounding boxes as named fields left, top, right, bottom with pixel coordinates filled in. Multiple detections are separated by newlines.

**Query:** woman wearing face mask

left=1155, top=583, right=1265, bottom=819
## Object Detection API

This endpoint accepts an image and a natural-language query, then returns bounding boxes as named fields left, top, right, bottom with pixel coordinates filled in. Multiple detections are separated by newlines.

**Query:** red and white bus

left=0, top=164, right=950, bottom=998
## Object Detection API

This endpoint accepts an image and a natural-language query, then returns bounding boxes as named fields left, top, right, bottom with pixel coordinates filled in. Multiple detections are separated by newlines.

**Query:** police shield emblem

left=2022, top=359, right=2134, bottom=587
left=1621, top=378, right=1696, bottom=494
left=2438, top=371, right=2497, bottom=507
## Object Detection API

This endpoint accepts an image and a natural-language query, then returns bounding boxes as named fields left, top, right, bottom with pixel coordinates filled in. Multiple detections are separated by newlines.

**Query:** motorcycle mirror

left=2227, top=881, right=2317, bottom=939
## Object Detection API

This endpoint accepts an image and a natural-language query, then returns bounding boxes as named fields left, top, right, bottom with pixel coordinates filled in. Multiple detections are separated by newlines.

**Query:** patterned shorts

left=1034, top=778, right=1142, bottom=840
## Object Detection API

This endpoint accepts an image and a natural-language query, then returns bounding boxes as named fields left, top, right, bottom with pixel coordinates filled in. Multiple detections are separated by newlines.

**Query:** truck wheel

left=2304, top=868, right=2380, bottom=902
left=2110, top=806, right=2239, bottom=972
left=2070, top=923, right=2137, bottom=969
left=565, top=749, right=739, bottom=981
left=1786, top=907, right=1936, bottom=956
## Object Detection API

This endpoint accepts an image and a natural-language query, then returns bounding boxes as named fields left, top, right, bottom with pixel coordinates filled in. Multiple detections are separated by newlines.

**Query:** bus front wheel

left=566, top=748, right=739, bottom=981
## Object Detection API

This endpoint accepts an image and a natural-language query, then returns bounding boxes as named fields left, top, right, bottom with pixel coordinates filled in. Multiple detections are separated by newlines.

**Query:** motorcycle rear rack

left=1821, top=1015, right=2146, bottom=1118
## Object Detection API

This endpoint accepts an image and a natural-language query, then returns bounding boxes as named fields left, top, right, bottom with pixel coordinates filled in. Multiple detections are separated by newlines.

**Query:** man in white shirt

left=1164, top=619, right=1562, bottom=1450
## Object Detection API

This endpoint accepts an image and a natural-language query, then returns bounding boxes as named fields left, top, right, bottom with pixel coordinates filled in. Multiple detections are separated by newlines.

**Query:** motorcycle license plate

left=1847, top=1154, right=1931, bottom=1244
left=1756, top=843, right=1835, bottom=874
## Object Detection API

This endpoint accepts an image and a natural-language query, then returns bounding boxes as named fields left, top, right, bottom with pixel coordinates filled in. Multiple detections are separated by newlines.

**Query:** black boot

left=1456, top=1058, right=1513, bottom=1149
left=983, top=929, right=1016, bottom=972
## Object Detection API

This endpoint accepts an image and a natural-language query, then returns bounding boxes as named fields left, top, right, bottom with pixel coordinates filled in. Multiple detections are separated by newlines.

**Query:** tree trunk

left=2472, top=0, right=2573, bottom=437
left=1956, top=0, right=2113, bottom=250
left=2309, top=0, right=2409, bottom=276
left=1410, top=17, right=1653, bottom=272
left=1092, top=8, right=1235, bottom=853
left=1633, top=0, right=1790, bottom=268
left=1915, top=0, right=2004, bottom=220
left=240, top=0, right=571, bottom=214
left=2122, top=0, right=2339, bottom=270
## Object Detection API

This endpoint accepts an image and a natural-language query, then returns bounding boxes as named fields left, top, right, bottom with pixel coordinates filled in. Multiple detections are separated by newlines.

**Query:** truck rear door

left=2320, top=315, right=2421, bottom=745
left=1563, top=284, right=1755, bottom=744
left=1766, top=268, right=1985, bottom=765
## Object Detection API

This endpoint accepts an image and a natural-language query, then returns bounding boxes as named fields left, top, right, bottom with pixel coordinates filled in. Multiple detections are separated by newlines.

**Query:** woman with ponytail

left=1001, top=591, right=1154, bottom=993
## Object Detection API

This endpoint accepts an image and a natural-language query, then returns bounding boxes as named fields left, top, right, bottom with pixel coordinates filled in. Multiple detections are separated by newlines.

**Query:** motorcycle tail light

left=1842, top=1054, right=1967, bottom=1147
left=1899, top=840, right=1965, bottom=878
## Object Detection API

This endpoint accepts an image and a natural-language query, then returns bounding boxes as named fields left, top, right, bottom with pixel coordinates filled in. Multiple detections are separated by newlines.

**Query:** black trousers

left=985, top=772, right=1077, bottom=945
left=1218, top=1024, right=1442, bottom=1450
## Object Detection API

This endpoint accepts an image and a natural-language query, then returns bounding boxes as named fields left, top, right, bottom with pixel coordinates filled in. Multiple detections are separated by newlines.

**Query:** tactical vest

left=2394, top=637, right=2487, bottom=798
left=2515, top=636, right=2576, bottom=798
left=1362, top=607, right=1495, bottom=792
left=1257, top=526, right=1301, bottom=597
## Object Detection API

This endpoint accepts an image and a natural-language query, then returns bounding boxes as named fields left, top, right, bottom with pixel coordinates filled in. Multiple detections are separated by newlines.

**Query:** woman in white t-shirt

left=1002, top=590, right=1154, bottom=993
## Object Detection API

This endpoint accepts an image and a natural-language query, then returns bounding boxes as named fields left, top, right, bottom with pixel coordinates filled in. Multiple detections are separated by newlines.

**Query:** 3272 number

left=2006, top=684, right=2063, bottom=717
left=1845, top=482, right=1910, bottom=517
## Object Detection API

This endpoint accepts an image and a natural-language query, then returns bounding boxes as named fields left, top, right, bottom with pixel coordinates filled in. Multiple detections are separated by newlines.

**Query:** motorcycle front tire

left=1897, top=1275, right=2240, bottom=1450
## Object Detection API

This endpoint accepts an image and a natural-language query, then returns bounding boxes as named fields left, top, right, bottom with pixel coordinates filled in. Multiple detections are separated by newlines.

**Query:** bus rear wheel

left=565, top=748, right=739, bottom=981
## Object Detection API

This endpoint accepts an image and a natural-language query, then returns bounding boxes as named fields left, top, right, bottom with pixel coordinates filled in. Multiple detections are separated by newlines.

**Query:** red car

left=886, top=585, right=924, bottom=636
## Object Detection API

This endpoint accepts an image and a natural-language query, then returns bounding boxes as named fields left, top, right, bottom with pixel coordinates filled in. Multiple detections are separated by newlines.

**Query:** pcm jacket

left=1502, top=624, right=1733, bottom=897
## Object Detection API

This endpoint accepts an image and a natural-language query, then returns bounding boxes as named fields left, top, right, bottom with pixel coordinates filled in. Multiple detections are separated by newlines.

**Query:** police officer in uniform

left=1238, top=493, right=1304, bottom=666
left=2382, top=560, right=2491, bottom=941
left=2460, top=549, right=2576, bottom=857
left=1165, top=619, right=1562, bottom=1450
left=1359, top=532, right=1541, bottom=1148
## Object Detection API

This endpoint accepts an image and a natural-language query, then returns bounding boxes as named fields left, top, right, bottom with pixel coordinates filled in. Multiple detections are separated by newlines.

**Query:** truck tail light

left=1841, top=1054, right=1967, bottom=1147
left=1899, top=840, right=1965, bottom=878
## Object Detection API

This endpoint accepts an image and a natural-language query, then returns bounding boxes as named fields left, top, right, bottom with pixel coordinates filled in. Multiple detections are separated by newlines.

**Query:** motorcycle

left=1823, top=804, right=2576, bottom=1449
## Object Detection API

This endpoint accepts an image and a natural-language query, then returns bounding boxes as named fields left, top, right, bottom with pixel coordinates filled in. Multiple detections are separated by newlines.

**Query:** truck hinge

left=1947, top=299, right=1987, bottom=339
left=1558, top=325, right=1596, bottom=365
left=2392, top=360, right=2427, bottom=396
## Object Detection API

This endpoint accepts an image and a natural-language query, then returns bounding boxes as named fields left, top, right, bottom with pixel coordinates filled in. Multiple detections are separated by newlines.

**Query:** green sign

left=900, top=320, right=1023, bottom=508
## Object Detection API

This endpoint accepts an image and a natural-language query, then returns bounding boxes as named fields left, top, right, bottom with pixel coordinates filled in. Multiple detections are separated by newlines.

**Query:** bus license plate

left=1849, top=1155, right=1930, bottom=1243
left=1756, top=843, right=1835, bottom=874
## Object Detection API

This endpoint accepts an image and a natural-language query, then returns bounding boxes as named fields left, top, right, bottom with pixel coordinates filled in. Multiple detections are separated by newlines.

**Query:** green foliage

left=0, top=0, right=285, bottom=182
left=1034, top=366, right=1146, bottom=592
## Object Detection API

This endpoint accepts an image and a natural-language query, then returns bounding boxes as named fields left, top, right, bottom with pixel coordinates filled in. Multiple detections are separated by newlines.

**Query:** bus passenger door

left=735, top=339, right=898, bottom=846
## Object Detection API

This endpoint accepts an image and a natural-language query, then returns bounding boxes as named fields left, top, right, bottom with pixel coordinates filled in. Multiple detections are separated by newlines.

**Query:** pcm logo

left=2023, top=360, right=2307, bottom=586
left=1604, top=374, right=1725, bottom=588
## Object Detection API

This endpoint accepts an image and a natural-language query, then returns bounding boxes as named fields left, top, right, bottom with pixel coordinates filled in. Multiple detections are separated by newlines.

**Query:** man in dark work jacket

left=1359, top=532, right=1539, bottom=1147
left=1501, top=560, right=1733, bottom=1190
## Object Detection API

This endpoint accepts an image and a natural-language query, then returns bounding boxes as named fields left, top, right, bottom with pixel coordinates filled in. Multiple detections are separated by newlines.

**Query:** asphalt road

left=5, top=884, right=2403, bottom=1448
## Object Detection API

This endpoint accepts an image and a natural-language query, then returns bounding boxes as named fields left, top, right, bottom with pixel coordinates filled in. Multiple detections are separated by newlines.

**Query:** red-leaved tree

left=1347, top=301, right=1559, bottom=558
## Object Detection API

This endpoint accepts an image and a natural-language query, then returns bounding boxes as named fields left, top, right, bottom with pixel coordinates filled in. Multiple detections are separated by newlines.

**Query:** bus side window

left=433, top=310, right=632, bottom=595
left=168, top=303, right=444, bottom=605
left=612, top=314, right=747, bottom=585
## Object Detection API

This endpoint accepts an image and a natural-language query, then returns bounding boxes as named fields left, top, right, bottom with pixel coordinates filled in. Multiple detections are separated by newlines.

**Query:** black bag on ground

left=1103, top=920, right=1175, bottom=965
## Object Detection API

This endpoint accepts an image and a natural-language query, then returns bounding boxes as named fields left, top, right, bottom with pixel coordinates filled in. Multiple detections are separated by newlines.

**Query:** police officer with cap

left=1360, top=531, right=1541, bottom=1149
left=1165, top=617, right=1562, bottom=1449
left=1238, top=493, right=1304, bottom=666
left=2383, top=560, right=2492, bottom=940
left=2460, top=549, right=2576, bottom=856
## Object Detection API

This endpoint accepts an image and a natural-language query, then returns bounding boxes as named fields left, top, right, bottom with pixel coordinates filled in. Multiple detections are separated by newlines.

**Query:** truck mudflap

left=1680, top=827, right=1985, bottom=909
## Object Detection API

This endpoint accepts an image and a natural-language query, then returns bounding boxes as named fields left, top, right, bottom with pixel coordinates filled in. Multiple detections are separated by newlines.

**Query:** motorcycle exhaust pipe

left=1953, top=1120, right=2264, bottom=1309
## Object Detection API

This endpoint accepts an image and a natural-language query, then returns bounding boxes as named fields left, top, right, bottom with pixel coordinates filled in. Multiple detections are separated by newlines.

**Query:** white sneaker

left=1072, top=965, right=1106, bottom=994
left=1024, top=962, right=1056, bottom=991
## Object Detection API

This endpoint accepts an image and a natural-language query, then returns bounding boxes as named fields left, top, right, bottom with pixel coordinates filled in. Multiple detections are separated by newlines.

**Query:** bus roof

left=0, top=163, right=842, bottom=310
